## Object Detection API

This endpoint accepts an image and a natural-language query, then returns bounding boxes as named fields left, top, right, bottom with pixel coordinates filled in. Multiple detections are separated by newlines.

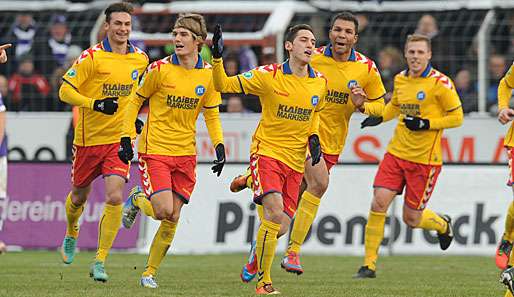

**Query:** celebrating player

left=117, top=14, right=225, bottom=289
left=496, top=62, right=514, bottom=296
left=58, top=2, right=148, bottom=282
left=233, top=12, right=386, bottom=278
left=355, top=34, right=463, bottom=278
left=211, top=23, right=326, bottom=294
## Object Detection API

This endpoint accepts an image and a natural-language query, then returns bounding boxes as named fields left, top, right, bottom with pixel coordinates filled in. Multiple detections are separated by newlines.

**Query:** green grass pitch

left=0, top=251, right=505, bottom=296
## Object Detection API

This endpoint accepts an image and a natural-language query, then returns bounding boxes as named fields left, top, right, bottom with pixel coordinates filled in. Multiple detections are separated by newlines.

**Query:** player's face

left=105, top=12, right=132, bottom=45
left=405, top=40, right=432, bottom=74
left=286, top=29, right=316, bottom=64
left=172, top=28, right=199, bottom=57
left=329, top=19, right=358, bottom=55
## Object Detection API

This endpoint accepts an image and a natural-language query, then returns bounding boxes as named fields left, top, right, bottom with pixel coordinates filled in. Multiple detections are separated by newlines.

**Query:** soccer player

left=496, top=62, right=514, bottom=297
left=233, top=12, right=386, bottom=278
left=117, top=14, right=225, bottom=289
left=58, top=2, right=148, bottom=282
left=212, top=23, right=326, bottom=294
left=355, top=34, right=463, bottom=278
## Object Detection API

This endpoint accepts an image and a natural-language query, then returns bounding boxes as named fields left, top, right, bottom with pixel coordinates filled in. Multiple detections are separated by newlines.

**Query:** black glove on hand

left=135, top=118, right=144, bottom=134
left=93, top=97, right=118, bottom=115
left=360, top=116, right=383, bottom=128
left=212, top=24, right=224, bottom=59
left=403, top=116, right=430, bottom=131
left=211, top=143, right=225, bottom=177
left=118, top=137, right=133, bottom=164
left=308, top=134, right=321, bottom=166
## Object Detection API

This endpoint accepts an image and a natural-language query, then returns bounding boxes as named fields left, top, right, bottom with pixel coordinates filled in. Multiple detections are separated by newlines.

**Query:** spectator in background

left=260, top=46, right=277, bottom=65
left=354, top=14, right=381, bottom=60
left=2, top=13, right=37, bottom=76
left=377, top=46, right=403, bottom=102
left=487, top=54, right=508, bottom=112
left=223, top=53, right=239, bottom=76
left=49, top=45, right=82, bottom=111
left=415, top=14, right=450, bottom=74
left=238, top=46, right=258, bottom=72
left=7, top=54, right=50, bottom=111
left=226, top=96, right=251, bottom=113
left=34, top=15, right=72, bottom=77
left=454, top=69, right=478, bottom=113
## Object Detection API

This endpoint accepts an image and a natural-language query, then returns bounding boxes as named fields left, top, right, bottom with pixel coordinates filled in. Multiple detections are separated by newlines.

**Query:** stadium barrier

left=1, top=162, right=507, bottom=255
left=7, top=112, right=511, bottom=164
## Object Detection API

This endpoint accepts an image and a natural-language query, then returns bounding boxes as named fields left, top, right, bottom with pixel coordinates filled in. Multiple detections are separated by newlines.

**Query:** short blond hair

left=405, top=34, right=432, bottom=51
left=173, top=13, right=207, bottom=51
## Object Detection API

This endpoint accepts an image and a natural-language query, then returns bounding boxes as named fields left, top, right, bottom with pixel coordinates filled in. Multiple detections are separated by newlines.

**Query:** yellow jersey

left=498, top=63, right=514, bottom=146
left=61, top=38, right=148, bottom=146
left=313, top=46, right=385, bottom=155
left=212, top=58, right=326, bottom=173
left=123, top=54, right=223, bottom=156
left=384, top=65, right=463, bottom=165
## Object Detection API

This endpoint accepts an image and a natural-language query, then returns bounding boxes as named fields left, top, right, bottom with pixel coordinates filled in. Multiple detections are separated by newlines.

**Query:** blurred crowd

left=0, top=11, right=512, bottom=114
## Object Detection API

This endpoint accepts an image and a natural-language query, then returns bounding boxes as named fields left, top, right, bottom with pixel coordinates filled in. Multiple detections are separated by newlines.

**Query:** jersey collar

left=282, top=59, right=316, bottom=78
left=323, top=44, right=356, bottom=61
left=101, top=37, right=135, bottom=54
left=171, top=54, right=204, bottom=69
left=406, top=64, right=432, bottom=78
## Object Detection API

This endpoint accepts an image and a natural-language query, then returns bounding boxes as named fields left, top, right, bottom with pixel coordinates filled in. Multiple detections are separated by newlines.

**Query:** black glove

left=308, top=134, right=321, bottom=166
left=212, top=24, right=224, bottom=59
left=403, top=116, right=430, bottom=131
left=361, top=116, right=383, bottom=128
left=211, top=143, right=225, bottom=177
left=93, top=97, right=118, bottom=115
left=135, top=118, right=144, bottom=134
left=118, top=137, right=133, bottom=164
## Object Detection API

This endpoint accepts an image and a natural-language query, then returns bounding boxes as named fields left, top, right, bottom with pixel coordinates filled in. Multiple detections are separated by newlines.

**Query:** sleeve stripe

left=62, top=78, right=78, bottom=91
left=446, top=105, right=462, bottom=112
left=204, top=104, right=220, bottom=109
left=236, top=76, right=246, bottom=93
left=367, top=93, right=386, bottom=101
left=136, top=92, right=149, bottom=100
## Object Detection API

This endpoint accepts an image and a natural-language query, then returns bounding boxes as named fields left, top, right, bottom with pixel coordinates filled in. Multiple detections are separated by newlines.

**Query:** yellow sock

left=504, top=201, right=514, bottom=242
left=415, top=209, right=447, bottom=234
left=288, top=191, right=320, bottom=254
left=505, top=290, right=513, bottom=297
left=65, top=192, right=83, bottom=238
left=95, top=204, right=122, bottom=262
left=256, top=219, right=280, bottom=288
left=134, top=194, right=156, bottom=219
left=363, top=211, right=386, bottom=271
left=143, top=220, right=177, bottom=276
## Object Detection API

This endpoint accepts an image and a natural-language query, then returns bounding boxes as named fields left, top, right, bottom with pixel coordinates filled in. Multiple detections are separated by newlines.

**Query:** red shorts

left=250, top=154, right=303, bottom=218
left=138, top=154, right=196, bottom=203
left=373, top=153, right=441, bottom=210
left=71, top=143, right=129, bottom=188
left=322, top=153, right=339, bottom=172
left=507, top=147, right=514, bottom=186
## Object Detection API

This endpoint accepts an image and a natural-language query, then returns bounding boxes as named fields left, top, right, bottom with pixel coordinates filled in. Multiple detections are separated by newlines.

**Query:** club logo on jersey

left=66, top=69, right=76, bottom=78
left=311, top=95, right=319, bottom=106
left=347, top=80, right=358, bottom=89
left=416, top=91, right=426, bottom=101
left=242, top=71, right=253, bottom=79
left=131, top=69, right=139, bottom=80
left=195, top=85, right=206, bottom=96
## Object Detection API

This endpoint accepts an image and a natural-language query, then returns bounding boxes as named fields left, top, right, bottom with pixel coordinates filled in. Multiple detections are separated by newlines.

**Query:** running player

left=117, top=14, right=225, bottom=288
left=59, top=2, right=148, bottom=282
left=355, top=34, right=463, bottom=278
left=212, top=23, right=326, bottom=294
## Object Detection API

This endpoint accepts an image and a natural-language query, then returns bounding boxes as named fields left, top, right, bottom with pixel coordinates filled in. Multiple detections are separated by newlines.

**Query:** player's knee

left=371, top=197, right=389, bottom=212
left=307, top=177, right=328, bottom=197
left=71, top=188, right=88, bottom=205
left=154, top=207, right=173, bottom=221
left=265, top=206, right=284, bottom=224
left=402, top=215, right=420, bottom=228
left=169, top=211, right=180, bottom=223
left=105, top=191, right=123, bottom=205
